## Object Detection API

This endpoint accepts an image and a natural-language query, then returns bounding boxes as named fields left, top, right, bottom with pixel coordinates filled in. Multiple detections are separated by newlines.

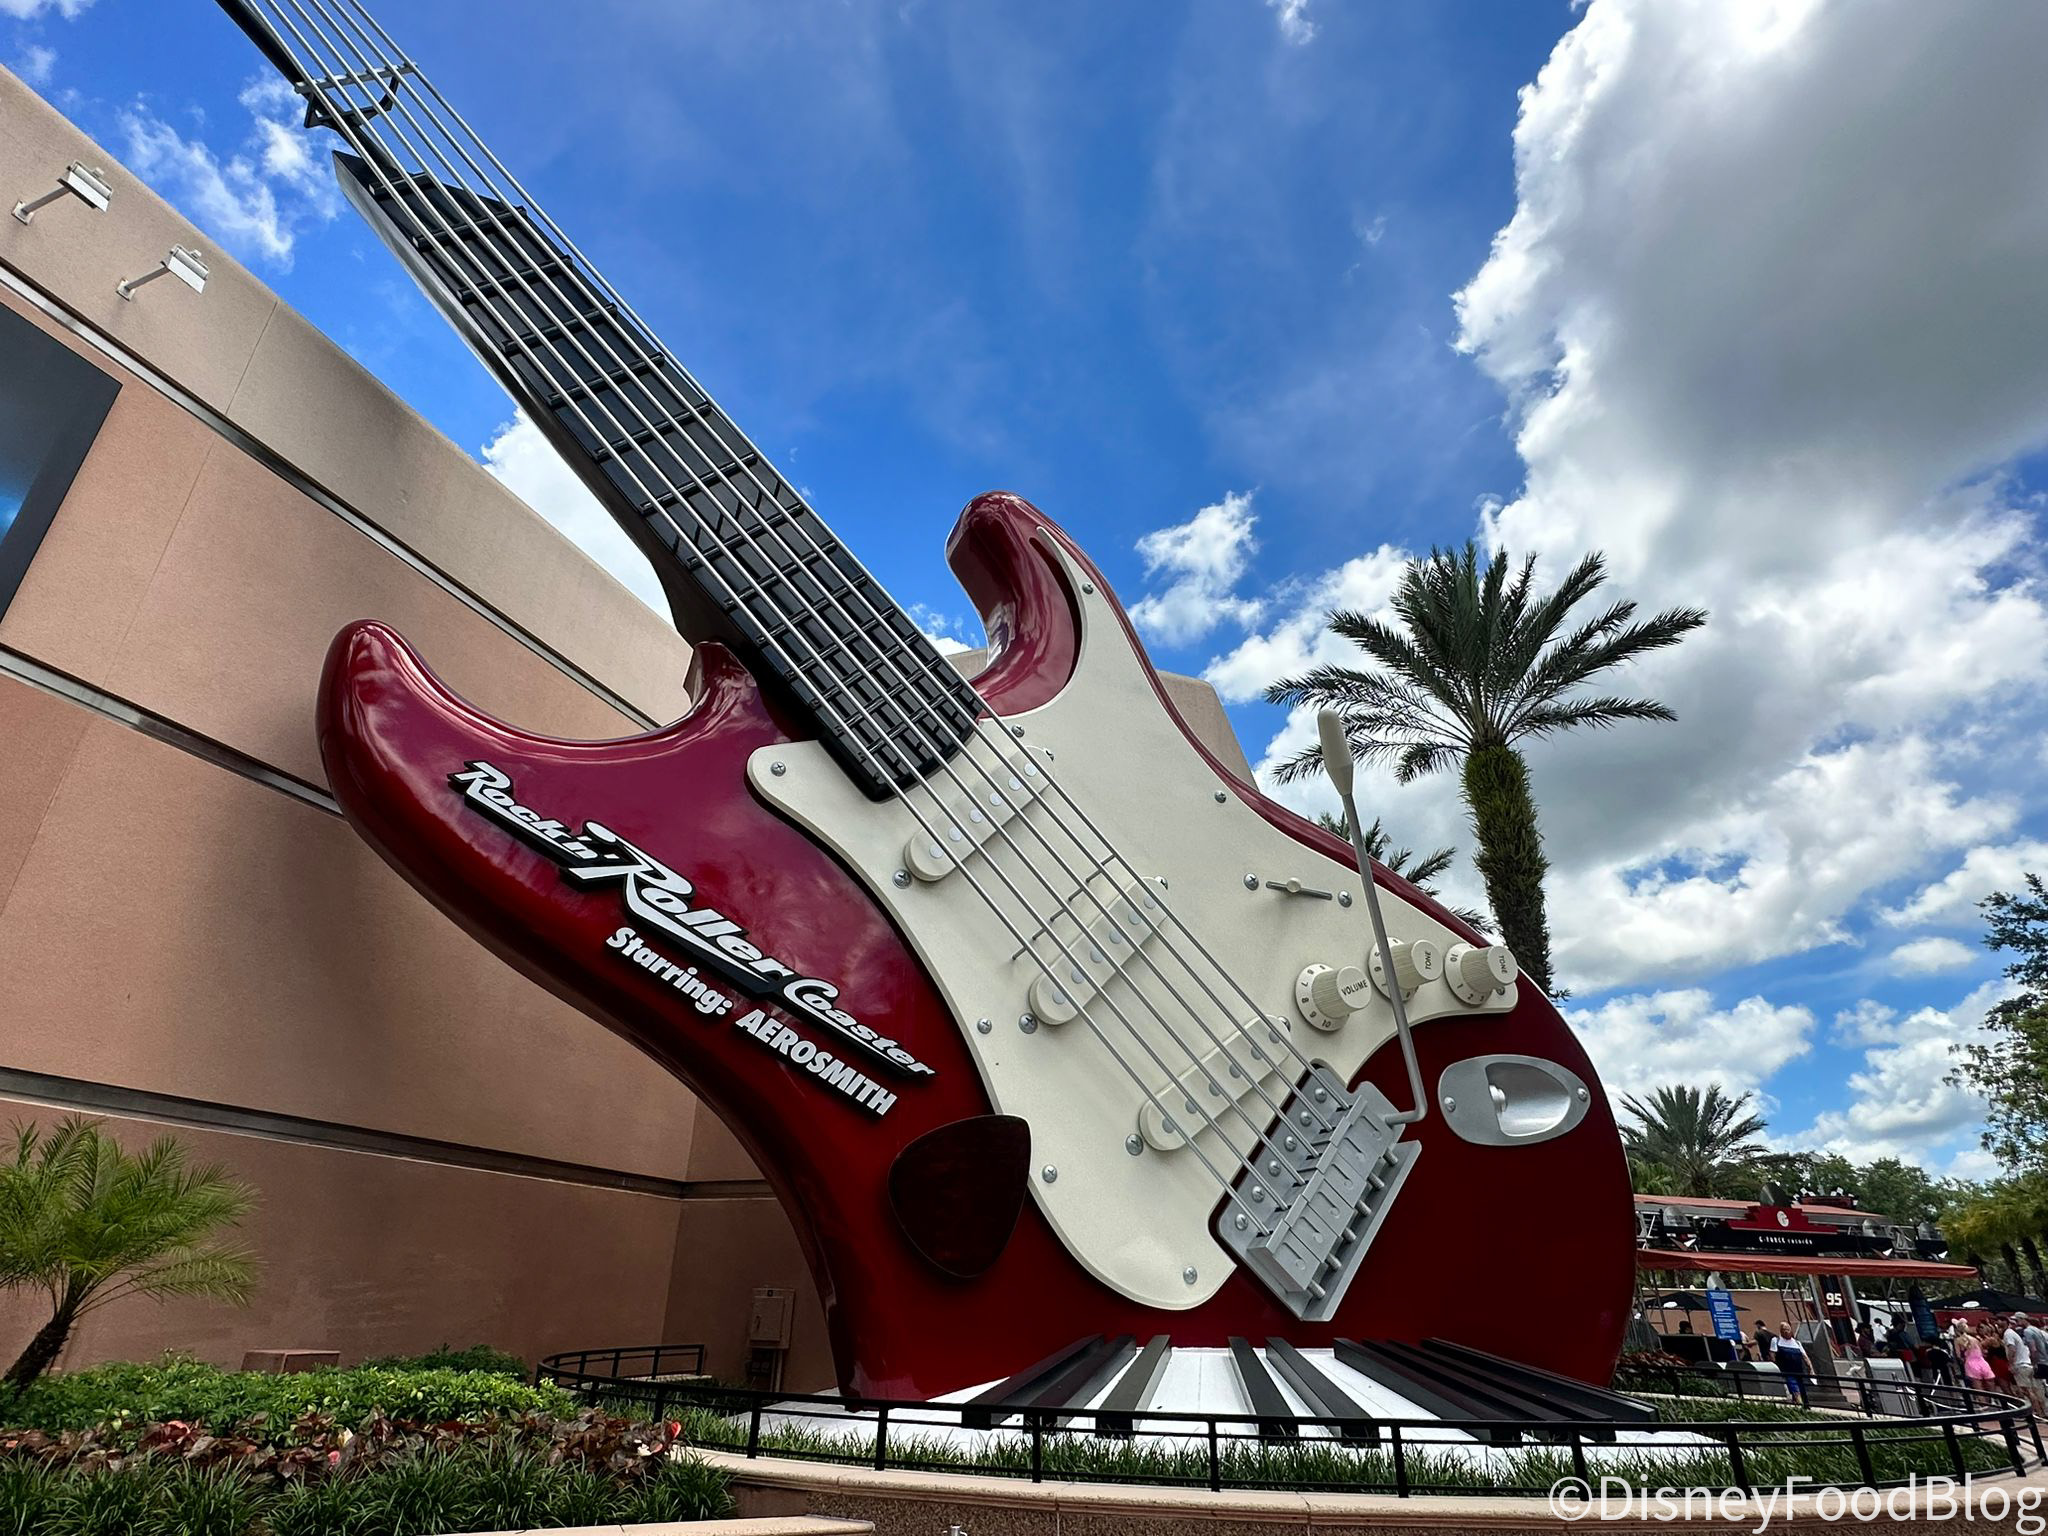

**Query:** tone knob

left=1367, top=938, right=1442, bottom=998
left=1445, top=942, right=1517, bottom=1004
left=1294, top=963, right=1370, bottom=1032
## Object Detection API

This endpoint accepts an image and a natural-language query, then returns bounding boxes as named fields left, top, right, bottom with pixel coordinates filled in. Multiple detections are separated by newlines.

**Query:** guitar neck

left=213, top=0, right=978, bottom=799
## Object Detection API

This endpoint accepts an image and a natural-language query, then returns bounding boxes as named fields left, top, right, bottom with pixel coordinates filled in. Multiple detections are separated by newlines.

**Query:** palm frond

left=1514, top=697, right=1680, bottom=738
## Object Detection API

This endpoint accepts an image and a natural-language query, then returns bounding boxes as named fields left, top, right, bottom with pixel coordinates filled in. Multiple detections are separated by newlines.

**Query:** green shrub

left=356, top=1344, right=530, bottom=1380
left=3, top=1356, right=574, bottom=1444
left=0, top=1440, right=734, bottom=1534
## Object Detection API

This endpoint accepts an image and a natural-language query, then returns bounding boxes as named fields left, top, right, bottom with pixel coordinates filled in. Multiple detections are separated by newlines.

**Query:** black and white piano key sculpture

left=750, top=1339, right=1698, bottom=1468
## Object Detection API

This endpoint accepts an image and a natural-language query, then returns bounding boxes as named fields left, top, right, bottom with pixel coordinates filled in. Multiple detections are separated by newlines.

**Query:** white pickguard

left=749, top=533, right=1514, bottom=1309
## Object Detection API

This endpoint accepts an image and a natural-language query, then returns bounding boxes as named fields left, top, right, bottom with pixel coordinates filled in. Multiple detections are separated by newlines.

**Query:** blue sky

left=13, top=0, right=2048, bottom=1186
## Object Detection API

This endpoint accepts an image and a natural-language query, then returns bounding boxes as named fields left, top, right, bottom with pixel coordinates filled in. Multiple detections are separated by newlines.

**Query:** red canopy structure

left=1636, top=1247, right=1975, bottom=1282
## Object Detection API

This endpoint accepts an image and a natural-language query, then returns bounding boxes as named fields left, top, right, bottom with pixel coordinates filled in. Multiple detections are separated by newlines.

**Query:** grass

left=575, top=1385, right=2024, bottom=1497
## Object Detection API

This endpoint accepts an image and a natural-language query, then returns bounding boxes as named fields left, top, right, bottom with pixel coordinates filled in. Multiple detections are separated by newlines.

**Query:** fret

left=445, top=261, right=581, bottom=310
left=496, top=307, right=622, bottom=358
left=339, top=152, right=981, bottom=798
left=546, top=357, right=668, bottom=409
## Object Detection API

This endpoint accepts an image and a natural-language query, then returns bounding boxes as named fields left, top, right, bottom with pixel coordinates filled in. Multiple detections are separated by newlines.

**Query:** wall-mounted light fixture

left=12, top=162, right=113, bottom=226
left=116, top=245, right=209, bottom=302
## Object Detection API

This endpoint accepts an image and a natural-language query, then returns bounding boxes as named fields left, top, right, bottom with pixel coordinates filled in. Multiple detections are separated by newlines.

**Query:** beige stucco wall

left=0, top=62, right=1259, bottom=1388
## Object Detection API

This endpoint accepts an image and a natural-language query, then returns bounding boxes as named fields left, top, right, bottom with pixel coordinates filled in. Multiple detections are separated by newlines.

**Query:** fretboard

left=209, top=0, right=980, bottom=800
left=337, top=159, right=979, bottom=797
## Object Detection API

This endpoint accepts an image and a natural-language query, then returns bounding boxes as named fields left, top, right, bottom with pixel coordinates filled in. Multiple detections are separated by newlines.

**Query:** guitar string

left=257, top=0, right=1296, bottom=1223
left=320, top=6, right=1360, bottom=1131
left=293, top=0, right=1343, bottom=1165
left=320, top=0, right=1348, bottom=1131
left=287, top=0, right=1346, bottom=1185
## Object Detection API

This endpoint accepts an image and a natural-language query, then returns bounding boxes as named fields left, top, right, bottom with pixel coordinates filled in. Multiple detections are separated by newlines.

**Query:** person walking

left=1771, top=1323, right=1812, bottom=1407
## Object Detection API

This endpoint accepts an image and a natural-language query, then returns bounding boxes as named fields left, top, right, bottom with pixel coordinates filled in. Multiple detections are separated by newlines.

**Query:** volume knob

left=1295, top=964, right=1370, bottom=1032
left=1445, top=942, right=1518, bottom=1004
left=1368, top=938, right=1442, bottom=998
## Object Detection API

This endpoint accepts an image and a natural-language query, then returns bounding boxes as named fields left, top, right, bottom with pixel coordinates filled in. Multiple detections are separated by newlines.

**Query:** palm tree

left=1267, top=543, right=1705, bottom=993
left=1314, top=813, right=1489, bottom=931
left=0, top=1118, right=258, bottom=1390
left=1619, top=1084, right=1768, bottom=1199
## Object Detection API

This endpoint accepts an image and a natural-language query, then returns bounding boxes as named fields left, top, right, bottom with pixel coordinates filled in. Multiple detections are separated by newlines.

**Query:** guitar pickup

left=1135, top=1022, right=1284, bottom=1151
left=1025, top=877, right=1168, bottom=1025
left=902, top=754, right=1050, bottom=882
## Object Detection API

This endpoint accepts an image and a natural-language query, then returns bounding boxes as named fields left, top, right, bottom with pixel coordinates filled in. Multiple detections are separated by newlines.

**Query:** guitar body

left=321, top=490, right=1634, bottom=1400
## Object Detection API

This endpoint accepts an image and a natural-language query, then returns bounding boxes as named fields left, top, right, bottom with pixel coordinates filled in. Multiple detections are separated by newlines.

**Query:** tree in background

left=1620, top=1084, right=1769, bottom=1199
left=1948, top=874, right=2048, bottom=1172
left=1312, top=812, right=1490, bottom=931
left=1268, top=543, right=1704, bottom=994
left=0, top=1118, right=258, bottom=1390
left=1859, top=1157, right=1950, bottom=1226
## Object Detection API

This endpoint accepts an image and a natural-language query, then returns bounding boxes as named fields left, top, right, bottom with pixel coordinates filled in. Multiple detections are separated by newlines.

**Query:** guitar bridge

left=1217, top=1065, right=1418, bottom=1322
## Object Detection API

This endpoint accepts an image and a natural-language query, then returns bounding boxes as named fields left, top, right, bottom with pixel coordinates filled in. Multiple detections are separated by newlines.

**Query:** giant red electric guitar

left=217, top=0, right=1634, bottom=1399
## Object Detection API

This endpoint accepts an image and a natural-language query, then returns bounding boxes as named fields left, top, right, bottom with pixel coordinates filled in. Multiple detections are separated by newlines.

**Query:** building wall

left=0, top=63, right=1255, bottom=1391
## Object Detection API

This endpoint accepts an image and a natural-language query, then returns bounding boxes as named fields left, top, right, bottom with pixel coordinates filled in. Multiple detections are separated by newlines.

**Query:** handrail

left=535, top=1346, right=2043, bottom=1498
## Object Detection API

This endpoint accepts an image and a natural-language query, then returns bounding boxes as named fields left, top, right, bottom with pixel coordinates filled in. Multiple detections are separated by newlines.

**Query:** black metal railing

left=535, top=1350, right=2044, bottom=1498
left=538, top=1343, right=707, bottom=1384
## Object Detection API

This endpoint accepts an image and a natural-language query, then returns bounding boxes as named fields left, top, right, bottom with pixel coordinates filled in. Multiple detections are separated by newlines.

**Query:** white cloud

left=14, top=42, right=54, bottom=84
left=1569, top=989, right=1814, bottom=1104
left=1128, top=492, right=1266, bottom=647
left=908, top=602, right=980, bottom=657
left=1185, top=0, right=2048, bottom=993
left=1887, top=936, right=1978, bottom=976
left=1265, top=0, right=1315, bottom=46
left=1788, top=981, right=2013, bottom=1168
left=1202, top=542, right=1408, bottom=705
left=0, top=0, right=91, bottom=17
left=1546, top=738, right=2015, bottom=990
left=117, top=76, right=339, bottom=270
left=1884, top=839, right=2048, bottom=929
left=479, top=412, right=667, bottom=617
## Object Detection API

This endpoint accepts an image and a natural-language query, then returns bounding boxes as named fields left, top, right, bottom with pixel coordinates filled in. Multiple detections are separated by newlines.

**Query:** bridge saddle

left=1217, top=1064, right=1419, bottom=1322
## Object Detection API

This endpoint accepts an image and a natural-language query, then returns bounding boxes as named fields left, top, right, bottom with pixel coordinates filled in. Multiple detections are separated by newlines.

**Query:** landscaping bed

left=0, top=1358, right=734, bottom=1534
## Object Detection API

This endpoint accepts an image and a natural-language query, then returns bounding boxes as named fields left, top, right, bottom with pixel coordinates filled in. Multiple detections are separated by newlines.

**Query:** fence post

left=2030, top=1410, right=2046, bottom=1464
left=1944, top=1421, right=1966, bottom=1480
left=1031, top=1412, right=1045, bottom=1484
left=2002, top=1416, right=2025, bottom=1476
left=874, top=1405, right=889, bottom=1472
left=1391, top=1422, right=1408, bottom=1497
left=1570, top=1431, right=1589, bottom=1488
left=1850, top=1424, right=1876, bottom=1486
left=1208, top=1419, right=1221, bottom=1492
left=747, top=1400, right=762, bottom=1458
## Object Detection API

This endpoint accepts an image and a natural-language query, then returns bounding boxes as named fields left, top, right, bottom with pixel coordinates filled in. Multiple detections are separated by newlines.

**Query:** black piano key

left=1424, top=1337, right=1655, bottom=1425
left=1370, top=1340, right=1607, bottom=1444
left=1016, top=1334, right=1140, bottom=1429
left=960, top=1336, right=1100, bottom=1430
left=1093, top=1335, right=1171, bottom=1440
left=1264, top=1339, right=1377, bottom=1445
left=1333, top=1338, right=1525, bottom=1446
left=1227, top=1337, right=1297, bottom=1442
